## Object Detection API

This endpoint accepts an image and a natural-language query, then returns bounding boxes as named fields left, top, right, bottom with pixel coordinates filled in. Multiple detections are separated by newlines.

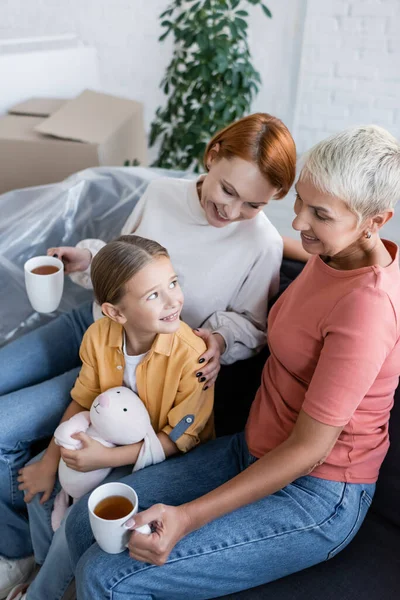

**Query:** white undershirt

left=122, top=334, right=147, bottom=394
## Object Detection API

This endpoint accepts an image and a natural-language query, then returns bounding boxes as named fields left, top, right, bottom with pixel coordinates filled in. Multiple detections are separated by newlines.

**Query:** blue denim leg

left=0, top=368, right=80, bottom=558
left=0, top=302, right=93, bottom=396
left=27, top=511, right=74, bottom=600
left=26, top=463, right=131, bottom=600
left=68, top=435, right=375, bottom=600
left=26, top=473, right=74, bottom=600
left=0, top=302, right=93, bottom=559
left=66, top=434, right=248, bottom=570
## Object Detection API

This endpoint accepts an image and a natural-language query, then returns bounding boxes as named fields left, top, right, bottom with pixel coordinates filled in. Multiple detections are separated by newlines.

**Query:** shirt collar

left=185, top=176, right=210, bottom=225
left=108, top=319, right=174, bottom=356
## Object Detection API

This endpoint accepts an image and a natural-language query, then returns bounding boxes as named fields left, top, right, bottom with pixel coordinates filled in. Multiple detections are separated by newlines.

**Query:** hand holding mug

left=47, top=246, right=91, bottom=274
left=126, top=503, right=191, bottom=566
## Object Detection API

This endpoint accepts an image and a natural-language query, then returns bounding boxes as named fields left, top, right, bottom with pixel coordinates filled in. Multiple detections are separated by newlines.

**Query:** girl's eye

left=169, top=279, right=178, bottom=289
left=147, top=292, right=158, bottom=300
left=248, top=203, right=260, bottom=209
left=222, top=184, right=233, bottom=196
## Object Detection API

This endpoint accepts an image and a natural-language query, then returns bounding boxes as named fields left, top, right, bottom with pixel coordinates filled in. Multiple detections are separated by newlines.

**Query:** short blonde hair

left=299, top=125, right=400, bottom=220
left=91, top=235, right=169, bottom=305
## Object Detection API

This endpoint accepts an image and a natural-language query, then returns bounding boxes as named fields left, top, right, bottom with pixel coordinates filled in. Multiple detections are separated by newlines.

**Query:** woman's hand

left=47, top=246, right=92, bottom=274
left=126, top=504, right=191, bottom=566
left=60, top=433, right=111, bottom=472
left=18, top=458, right=57, bottom=504
left=193, top=329, right=225, bottom=389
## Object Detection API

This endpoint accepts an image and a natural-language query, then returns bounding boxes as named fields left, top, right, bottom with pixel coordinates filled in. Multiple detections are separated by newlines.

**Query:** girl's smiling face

left=112, top=256, right=184, bottom=335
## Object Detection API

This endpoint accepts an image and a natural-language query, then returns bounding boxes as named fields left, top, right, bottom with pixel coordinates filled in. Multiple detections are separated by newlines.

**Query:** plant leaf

left=261, top=4, right=272, bottom=17
left=150, top=0, right=267, bottom=170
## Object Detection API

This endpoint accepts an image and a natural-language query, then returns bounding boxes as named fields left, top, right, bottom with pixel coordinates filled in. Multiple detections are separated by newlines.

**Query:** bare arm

left=127, top=411, right=342, bottom=565
left=185, top=411, right=341, bottom=530
left=60, top=431, right=179, bottom=472
left=105, top=431, right=178, bottom=468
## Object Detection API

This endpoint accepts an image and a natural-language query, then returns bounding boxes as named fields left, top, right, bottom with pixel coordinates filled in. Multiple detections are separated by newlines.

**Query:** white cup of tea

left=88, top=482, right=151, bottom=554
left=24, top=255, right=64, bottom=313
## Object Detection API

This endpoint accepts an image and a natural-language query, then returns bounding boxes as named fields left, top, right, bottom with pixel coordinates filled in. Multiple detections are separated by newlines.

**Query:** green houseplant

left=150, top=0, right=272, bottom=171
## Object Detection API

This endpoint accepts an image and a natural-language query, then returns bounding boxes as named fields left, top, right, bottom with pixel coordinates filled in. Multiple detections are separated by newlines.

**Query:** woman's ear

left=101, top=302, right=127, bottom=324
left=369, top=210, right=394, bottom=233
left=205, top=142, right=221, bottom=170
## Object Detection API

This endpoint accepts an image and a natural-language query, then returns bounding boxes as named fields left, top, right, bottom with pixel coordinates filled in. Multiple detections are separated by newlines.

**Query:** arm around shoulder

left=161, top=341, right=215, bottom=453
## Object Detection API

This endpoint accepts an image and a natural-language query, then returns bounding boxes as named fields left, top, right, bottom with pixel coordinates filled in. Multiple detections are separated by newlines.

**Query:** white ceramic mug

left=24, top=255, right=64, bottom=313
left=88, top=482, right=151, bottom=554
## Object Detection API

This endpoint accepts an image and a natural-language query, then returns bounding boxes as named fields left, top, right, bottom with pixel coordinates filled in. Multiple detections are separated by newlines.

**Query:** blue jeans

left=24, top=451, right=72, bottom=600
left=65, top=433, right=375, bottom=600
left=0, top=302, right=93, bottom=559
left=26, top=464, right=130, bottom=600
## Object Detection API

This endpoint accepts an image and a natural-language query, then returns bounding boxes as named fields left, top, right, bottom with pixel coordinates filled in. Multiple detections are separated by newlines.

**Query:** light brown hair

left=204, top=113, right=296, bottom=199
left=91, top=235, right=169, bottom=306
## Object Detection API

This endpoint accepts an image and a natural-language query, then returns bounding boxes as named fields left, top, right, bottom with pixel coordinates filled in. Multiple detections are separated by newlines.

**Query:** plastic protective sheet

left=0, top=166, right=191, bottom=347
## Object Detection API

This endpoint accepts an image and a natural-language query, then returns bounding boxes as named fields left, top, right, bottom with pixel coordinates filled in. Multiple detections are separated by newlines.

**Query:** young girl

left=10, top=235, right=214, bottom=600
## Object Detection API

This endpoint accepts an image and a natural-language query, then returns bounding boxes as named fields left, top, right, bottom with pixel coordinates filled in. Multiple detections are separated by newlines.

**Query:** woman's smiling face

left=199, top=154, right=279, bottom=228
left=292, top=178, right=363, bottom=258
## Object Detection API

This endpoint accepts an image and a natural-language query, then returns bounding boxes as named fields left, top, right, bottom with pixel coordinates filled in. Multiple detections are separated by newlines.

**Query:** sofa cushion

left=214, top=259, right=305, bottom=437
left=371, top=382, right=400, bottom=526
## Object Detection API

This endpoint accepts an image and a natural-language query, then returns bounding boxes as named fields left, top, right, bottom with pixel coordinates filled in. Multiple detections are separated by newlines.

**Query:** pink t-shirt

left=246, top=240, right=400, bottom=483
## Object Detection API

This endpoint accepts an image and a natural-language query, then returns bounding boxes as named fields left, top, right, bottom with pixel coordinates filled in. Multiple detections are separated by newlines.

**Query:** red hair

left=204, top=113, right=296, bottom=199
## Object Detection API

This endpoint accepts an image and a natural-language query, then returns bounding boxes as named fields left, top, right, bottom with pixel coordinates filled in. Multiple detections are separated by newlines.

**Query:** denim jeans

left=0, top=302, right=93, bottom=559
left=65, top=433, right=375, bottom=600
left=23, top=451, right=72, bottom=600
left=26, top=464, right=130, bottom=600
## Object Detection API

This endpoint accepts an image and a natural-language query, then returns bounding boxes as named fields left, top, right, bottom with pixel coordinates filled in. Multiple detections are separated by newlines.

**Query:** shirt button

left=116, top=365, right=123, bottom=370
left=186, top=417, right=193, bottom=424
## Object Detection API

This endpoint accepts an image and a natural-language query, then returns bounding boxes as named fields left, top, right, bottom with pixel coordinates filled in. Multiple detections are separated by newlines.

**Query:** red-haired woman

left=52, top=113, right=297, bottom=385
left=0, top=114, right=296, bottom=596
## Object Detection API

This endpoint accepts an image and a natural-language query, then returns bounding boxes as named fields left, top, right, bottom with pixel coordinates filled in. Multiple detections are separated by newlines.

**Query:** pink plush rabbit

left=51, top=386, right=165, bottom=530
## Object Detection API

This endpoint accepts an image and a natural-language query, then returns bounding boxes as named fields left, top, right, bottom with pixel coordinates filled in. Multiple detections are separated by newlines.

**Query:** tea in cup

left=24, top=255, right=64, bottom=313
left=88, top=482, right=151, bottom=554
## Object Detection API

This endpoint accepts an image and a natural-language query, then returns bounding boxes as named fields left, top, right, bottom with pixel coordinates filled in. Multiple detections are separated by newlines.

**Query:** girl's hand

left=18, top=459, right=57, bottom=504
left=60, top=433, right=111, bottom=472
left=47, top=246, right=92, bottom=274
left=193, top=328, right=225, bottom=389
left=126, top=504, right=191, bottom=566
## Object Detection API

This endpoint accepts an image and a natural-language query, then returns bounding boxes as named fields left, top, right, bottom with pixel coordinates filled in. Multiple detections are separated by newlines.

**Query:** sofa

left=214, top=259, right=400, bottom=599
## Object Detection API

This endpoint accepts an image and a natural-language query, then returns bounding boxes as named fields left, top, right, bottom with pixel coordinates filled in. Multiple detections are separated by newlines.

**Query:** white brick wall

left=293, top=0, right=400, bottom=153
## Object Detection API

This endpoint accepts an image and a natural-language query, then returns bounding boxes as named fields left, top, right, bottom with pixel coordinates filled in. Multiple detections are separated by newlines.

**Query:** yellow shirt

left=71, top=317, right=214, bottom=452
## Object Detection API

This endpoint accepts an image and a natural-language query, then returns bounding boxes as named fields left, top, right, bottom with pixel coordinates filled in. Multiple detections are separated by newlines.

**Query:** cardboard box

left=0, top=89, right=148, bottom=194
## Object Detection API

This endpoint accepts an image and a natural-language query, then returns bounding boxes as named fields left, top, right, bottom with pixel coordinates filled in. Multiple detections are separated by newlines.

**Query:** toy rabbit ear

left=133, top=429, right=165, bottom=472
